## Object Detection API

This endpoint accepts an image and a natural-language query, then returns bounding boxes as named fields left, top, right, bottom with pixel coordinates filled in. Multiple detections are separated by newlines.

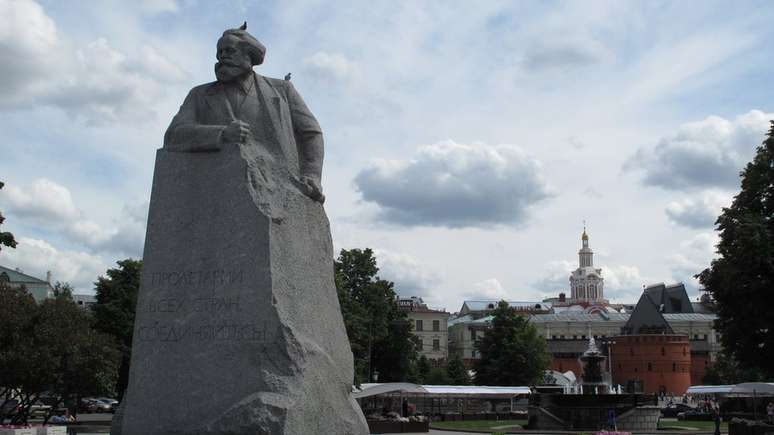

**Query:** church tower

left=569, top=226, right=606, bottom=303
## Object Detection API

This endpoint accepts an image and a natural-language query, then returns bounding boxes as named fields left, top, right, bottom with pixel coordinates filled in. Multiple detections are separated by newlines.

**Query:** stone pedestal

left=115, top=145, right=368, bottom=435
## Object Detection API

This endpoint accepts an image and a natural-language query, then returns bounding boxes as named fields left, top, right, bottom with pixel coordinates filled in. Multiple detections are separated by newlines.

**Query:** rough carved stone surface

left=114, top=23, right=367, bottom=435
left=115, top=145, right=367, bottom=435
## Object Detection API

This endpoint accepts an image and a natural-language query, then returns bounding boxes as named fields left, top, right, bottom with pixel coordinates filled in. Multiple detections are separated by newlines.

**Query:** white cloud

left=601, top=265, right=648, bottom=301
left=0, top=0, right=186, bottom=124
left=303, top=51, right=357, bottom=83
left=354, top=140, right=553, bottom=228
left=665, top=190, right=732, bottom=228
left=1, top=178, right=146, bottom=257
left=0, top=237, right=107, bottom=290
left=532, top=260, right=574, bottom=296
left=521, top=34, right=611, bottom=71
left=667, top=233, right=718, bottom=291
left=3, top=178, right=80, bottom=222
left=373, top=248, right=440, bottom=297
left=463, top=278, right=509, bottom=300
left=0, top=0, right=60, bottom=104
left=628, top=110, right=773, bottom=190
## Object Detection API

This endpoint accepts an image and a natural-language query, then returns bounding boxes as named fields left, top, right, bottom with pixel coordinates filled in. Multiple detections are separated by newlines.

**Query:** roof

left=530, top=312, right=629, bottom=323
left=462, top=300, right=552, bottom=312
left=0, top=265, right=49, bottom=284
left=686, top=385, right=734, bottom=395
left=730, top=383, right=774, bottom=396
left=643, top=282, right=694, bottom=314
left=353, top=383, right=531, bottom=399
left=622, top=293, right=673, bottom=335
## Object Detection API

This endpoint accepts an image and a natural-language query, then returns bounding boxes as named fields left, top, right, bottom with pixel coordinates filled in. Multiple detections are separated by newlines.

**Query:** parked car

left=661, top=403, right=693, bottom=417
left=92, top=399, right=113, bottom=413
left=29, top=400, right=52, bottom=418
left=79, top=398, right=98, bottom=413
left=96, top=398, right=119, bottom=413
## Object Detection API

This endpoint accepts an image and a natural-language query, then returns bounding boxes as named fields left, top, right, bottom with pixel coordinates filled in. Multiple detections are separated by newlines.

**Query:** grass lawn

left=432, top=419, right=527, bottom=431
left=658, top=418, right=728, bottom=431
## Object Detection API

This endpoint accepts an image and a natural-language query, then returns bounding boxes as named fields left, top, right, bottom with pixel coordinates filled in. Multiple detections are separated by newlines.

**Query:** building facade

left=569, top=228, right=607, bottom=304
left=0, top=265, right=54, bottom=302
left=398, top=296, right=450, bottom=364
left=448, top=300, right=552, bottom=367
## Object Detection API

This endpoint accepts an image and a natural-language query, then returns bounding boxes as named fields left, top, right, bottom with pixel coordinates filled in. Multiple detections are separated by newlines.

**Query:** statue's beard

left=215, top=61, right=252, bottom=83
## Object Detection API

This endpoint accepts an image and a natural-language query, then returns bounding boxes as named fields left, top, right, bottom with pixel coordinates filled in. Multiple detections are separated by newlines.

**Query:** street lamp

left=600, top=339, right=617, bottom=392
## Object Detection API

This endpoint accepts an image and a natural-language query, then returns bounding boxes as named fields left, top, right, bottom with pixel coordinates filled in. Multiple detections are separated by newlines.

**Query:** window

left=470, top=329, right=476, bottom=340
left=416, top=320, right=423, bottom=331
left=648, top=362, right=652, bottom=372
left=672, top=363, right=676, bottom=372
left=433, top=320, right=440, bottom=332
left=433, top=339, right=440, bottom=351
left=661, top=347, right=665, bottom=356
left=417, top=339, right=423, bottom=351
left=683, top=347, right=687, bottom=356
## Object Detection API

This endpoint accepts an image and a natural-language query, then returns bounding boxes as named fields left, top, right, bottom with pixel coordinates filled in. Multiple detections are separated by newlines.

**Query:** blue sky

left=1, top=0, right=773, bottom=311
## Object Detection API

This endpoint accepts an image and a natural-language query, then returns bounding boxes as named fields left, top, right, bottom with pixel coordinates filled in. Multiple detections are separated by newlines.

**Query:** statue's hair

left=221, top=22, right=266, bottom=66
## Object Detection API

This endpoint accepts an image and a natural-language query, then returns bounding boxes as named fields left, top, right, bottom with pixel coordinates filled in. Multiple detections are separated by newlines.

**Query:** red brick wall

left=610, top=335, right=692, bottom=395
left=550, top=357, right=582, bottom=375
left=691, top=353, right=711, bottom=385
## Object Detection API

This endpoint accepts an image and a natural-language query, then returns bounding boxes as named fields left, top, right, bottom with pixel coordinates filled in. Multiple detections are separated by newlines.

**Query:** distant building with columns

left=569, top=228, right=607, bottom=305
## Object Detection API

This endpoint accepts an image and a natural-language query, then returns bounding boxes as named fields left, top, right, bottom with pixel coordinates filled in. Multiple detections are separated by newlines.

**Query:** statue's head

left=215, top=22, right=266, bottom=83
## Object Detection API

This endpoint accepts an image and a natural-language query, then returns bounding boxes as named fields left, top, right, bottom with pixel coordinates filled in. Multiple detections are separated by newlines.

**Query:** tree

left=334, top=248, right=417, bottom=384
left=0, top=282, right=120, bottom=424
left=474, top=300, right=550, bottom=386
left=0, top=182, right=17, bottom=251
left=92, top=259, right=142, bottom=400
left=446, top=353, right=471, bottom=385
left=702, top=351, right=766, bottom=385
left=697, top=121, right=774, bottom=378
left=425, top=367, right=452, bottom=385
left=415, top=355, right=431, bottom=384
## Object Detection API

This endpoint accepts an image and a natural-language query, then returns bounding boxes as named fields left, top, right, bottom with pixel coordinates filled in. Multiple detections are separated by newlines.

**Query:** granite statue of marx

left=165, top=22, right=325, bottom=203
left=115, top=23, right=367, bottom=435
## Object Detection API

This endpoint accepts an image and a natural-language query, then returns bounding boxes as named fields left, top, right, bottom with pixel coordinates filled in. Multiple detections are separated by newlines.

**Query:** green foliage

left=92, top=259, right=142, bottom=400
left=52, top=282, right=74, bottom=300
left=446, top=352, right=471, bottom=385
left=415, top=355, right=431, bottom=383
left=334, top=248, right=417, bottom=384
left=0, top=282, right=120, bottom=424
left=474, top=300, right=551, bottom=386
left=697, top=121, right=774, bottom=378
left=0, top=182, right=17, bottom=252
left=425, top=367, right=452, bottom=385
left=702, top=350, right=766, bottom=385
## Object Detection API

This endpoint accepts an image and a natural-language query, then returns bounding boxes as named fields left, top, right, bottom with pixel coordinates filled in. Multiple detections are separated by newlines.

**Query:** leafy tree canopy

left=698, top=121, right=774, bottom=377
left=92, top=259, right=142, bottom=399
left=335, top=248, right=417, bottom=384
left=474, top=300, right=550, bottom=386
left=702, top=351, right=766, bottom=385
left=0, top=182, right=17, bottom=252
left=446, top=352, right=471, bottom=385
left=0, top=282, right=119, bottom=424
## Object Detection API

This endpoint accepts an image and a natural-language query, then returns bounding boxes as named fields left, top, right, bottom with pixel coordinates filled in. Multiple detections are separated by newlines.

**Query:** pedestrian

left=766, top=401, right=774, bottom=424
left=713, top=404, right=721, bottom=435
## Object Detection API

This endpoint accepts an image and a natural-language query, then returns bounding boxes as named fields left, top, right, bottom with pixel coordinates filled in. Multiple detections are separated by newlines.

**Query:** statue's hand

left=300, top=176, right=325, bottom=203
left=221, top=120, right=252, bottom=145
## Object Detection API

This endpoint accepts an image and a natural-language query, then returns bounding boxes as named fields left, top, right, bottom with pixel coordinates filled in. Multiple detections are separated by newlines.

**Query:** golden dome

left=582, top=229, right=588, bottom=241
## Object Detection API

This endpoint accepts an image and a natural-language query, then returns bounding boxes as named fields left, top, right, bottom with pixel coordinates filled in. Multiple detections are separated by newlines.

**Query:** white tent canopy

left=729, top=383, right=774, bottom=396
left=686, top=383, right=774, bottom=396
left=353, top=383, right=531, bottom=399
left=686, top=385, right=734, bottom=395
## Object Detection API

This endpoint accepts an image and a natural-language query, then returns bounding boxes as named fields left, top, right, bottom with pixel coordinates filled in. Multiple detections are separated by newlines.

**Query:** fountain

left=527, top=337, right=660, bottom=431
left=579, top=337, right=608, bottom=395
